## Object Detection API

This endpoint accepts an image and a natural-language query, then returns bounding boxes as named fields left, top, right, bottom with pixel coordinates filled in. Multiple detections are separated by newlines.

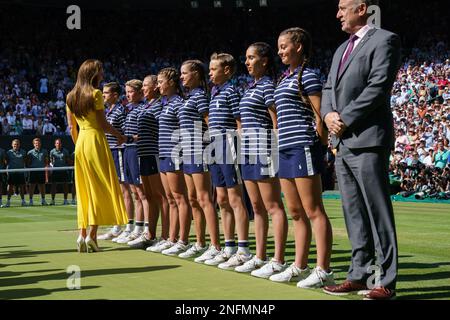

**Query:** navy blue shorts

left=278, top=142, right=324, bottom=179
left=111, top=148, right=125, bottom=183
left=210, top=163, right=242, bottom=188
left=183, top=154, right=208, bottom=175
left=139, top=155, right=160, bottom=176
left=159, top=157, right=182, bottom=173
left=241, top=154, right=278, bottom=181
left=124, top=146, right=142, bottom=185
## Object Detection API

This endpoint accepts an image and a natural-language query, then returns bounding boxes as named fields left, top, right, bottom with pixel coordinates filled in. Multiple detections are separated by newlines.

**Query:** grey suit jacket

left=321, top=27, right=402, bottom=149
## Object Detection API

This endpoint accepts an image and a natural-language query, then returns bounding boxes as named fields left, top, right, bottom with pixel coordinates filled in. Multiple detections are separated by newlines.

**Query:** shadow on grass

left=0, top=286, right=100, bottom=300
left=0, top=246, right=128, bottom=259
left=398, top=270, right=450, bottom=282
left=0, top=246, right=26, bottom=249
left=0, top=261, right=49, bottom=269
left=396, top=286, right=450, bottom=300
left=0, top=265, right=181, bottom=288
left=399, top=262, right=450, bottom=269
left=0, top=269, right=61, bottom=278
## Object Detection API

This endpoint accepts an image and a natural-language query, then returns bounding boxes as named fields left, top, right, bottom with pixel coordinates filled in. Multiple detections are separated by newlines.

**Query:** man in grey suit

left=321, top=0, right=401, bottom=300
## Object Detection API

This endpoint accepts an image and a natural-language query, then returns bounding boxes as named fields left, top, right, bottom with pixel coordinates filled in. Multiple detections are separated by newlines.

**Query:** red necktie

left=338, top=34, right=359, bottom=75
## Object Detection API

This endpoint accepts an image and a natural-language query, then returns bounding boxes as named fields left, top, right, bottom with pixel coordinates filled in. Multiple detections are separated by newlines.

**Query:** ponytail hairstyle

left=158, top=67, right=184, bottom=98
left=143, top=75, right=161, bottom=102
left=248, top=42, right=277, bottom=82
left=181, top=60, right=209, bottom=94
left=278, top=27, right=313, bottom=107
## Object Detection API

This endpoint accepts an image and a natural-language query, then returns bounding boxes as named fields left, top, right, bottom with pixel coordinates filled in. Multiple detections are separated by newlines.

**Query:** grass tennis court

left=0, top=196, right=449, bottom=300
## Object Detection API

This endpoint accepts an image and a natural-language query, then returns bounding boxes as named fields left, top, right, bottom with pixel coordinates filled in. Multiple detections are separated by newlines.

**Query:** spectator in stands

left=6, top=110, right=15, bottom=126
left=34, top=117, right=44, bottom=136
left=22, top=114, right=34, bottom=135
left=434, top=141, right=450, bottom=169
left=42, top=118, right=57, bottom=135
left=1, top=117, right=10, bottom=135
left=39, top=74, right=49, bottom=100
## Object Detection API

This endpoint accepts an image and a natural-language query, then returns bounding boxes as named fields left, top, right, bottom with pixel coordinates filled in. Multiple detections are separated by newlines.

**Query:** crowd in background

left=1, top=0, right=449, bottom=198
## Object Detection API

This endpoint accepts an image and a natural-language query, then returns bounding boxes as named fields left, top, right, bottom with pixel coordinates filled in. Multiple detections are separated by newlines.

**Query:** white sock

left=237, top=241, right=250, bottom=255
left=134, top=223, right=144, bottom=233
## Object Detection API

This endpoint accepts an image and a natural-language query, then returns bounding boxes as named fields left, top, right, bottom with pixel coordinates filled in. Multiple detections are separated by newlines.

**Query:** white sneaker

left=116, top=231, right=141, bottom=244
left=149, top=239, right=176, bottom=253
left=98, top=228, right=122, bottom=241
left=162, top=241, right=189, bottom=256
left=1, top=201, right=11, bottom=208
left=146, top=238, right=165, bottom=252
left=194, top=245, right=221, bottom=263
left=251, top=258, right=287, bottom=279
left=204, top=248, right=237, bottom=266
left=297, top=267, right=336, bottom=289
left=235, top=256, right=267, bottom=273
left=178, top=243, right=207, bottom=259
left=218, top=252, right=253, bottom=270
left=269, top=263, right=311, bottom=283
left=128, top=233, right=156, bottom=249
left=112, top=230, right=131, bottom=243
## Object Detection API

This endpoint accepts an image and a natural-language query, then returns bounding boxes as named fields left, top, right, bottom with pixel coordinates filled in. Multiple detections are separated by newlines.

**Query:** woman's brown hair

left=182, top=60, right=209, bottom=94
left=66, top=59, right=103, bottom=118
left=158, top=67, right=184, bottom=98
left=278, top=27, right=313, bottom=107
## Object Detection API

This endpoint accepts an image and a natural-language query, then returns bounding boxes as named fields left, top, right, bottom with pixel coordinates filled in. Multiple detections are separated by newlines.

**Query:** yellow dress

left=71, top=89, right=128, bottom=229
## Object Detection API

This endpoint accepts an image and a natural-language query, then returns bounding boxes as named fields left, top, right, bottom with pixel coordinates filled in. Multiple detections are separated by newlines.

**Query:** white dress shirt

left=341, top=24, right=374, bottom=63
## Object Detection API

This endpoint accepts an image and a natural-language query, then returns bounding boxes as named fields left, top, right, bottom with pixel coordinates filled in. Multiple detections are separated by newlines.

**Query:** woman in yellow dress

left=66, top=59, right=128, bottom=253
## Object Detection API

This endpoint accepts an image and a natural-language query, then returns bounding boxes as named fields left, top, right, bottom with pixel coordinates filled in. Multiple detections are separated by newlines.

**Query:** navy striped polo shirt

left=275, top=67, right=322, bottom=150
left=179, top=88, right=209, bottom=156
left=208, top=81, right=241, bottom=138
left=239, top=76, right=276, bottom=156
left=137, top=99, right=162, bottom=157
left=123, top=101, right=145, bottom=147
left=105, top=103, right=126, bottom=149
left=158, top=95, right=183, bottom=158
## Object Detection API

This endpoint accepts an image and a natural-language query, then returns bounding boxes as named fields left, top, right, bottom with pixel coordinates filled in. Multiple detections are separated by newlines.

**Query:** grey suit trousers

left=335, top=144, right=398, bottom=289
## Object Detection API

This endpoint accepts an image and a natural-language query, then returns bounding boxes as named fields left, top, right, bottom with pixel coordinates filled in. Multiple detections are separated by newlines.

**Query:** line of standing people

left=97, top=28, right=334, bottom=289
